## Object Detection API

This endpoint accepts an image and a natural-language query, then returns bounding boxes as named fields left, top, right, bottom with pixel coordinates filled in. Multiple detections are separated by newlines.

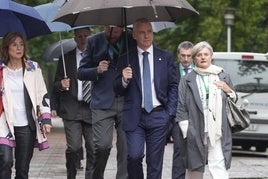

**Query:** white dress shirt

left=137, top=45, right=161, bottom=108
left=76, top=48, right=83, bottom=101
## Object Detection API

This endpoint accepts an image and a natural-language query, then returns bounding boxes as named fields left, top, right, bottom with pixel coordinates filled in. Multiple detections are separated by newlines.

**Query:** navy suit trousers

left=126, top=109, right=169, bottom=179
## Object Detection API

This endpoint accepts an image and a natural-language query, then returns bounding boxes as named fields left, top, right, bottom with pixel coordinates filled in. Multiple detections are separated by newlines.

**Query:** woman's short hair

left=191, top=41, right=213, bottom=59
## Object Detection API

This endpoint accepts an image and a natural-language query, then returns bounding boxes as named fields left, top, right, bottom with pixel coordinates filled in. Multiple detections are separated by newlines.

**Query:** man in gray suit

left=168, top=41, right=194, bottom=179
left=53, top=27, right=94, bottom=179
left=77, top=25, right=136, bottom=179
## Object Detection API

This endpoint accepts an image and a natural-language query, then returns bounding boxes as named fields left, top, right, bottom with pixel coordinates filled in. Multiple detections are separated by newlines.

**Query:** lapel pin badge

left=158, top=58, right=162, bottom=61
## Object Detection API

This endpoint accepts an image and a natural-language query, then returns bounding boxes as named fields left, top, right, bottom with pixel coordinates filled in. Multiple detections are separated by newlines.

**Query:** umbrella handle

left=62, top=62, right=69, bottom=91
left=126, top=64, right=131, bottom=83
left=64, top=76, right=69, bottom=91
left=62, top=60, right=69, bottom=91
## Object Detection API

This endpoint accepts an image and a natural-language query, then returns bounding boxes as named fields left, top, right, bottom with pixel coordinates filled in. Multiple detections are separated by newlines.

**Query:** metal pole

left=224, top=7, right=235, bottom=52
left=227, top=26, right=231, bottom=52
left=59, top=32, right=69, bottom=90
left=123, top=8, right=129, bottom=65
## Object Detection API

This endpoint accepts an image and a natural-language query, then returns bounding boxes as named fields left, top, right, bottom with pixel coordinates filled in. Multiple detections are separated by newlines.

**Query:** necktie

left=142, top=51, right=153, bottom=113
left=112, top=44, right=119, bottom=57
left=79, top=52, right=91, bottom=103
left=184, top=67, right=189, bottom=74
left=82, top=81, right=91, bottom=103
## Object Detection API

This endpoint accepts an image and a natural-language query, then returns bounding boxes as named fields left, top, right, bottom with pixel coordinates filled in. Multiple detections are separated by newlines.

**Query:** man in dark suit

left=77, top=25, right=136, bottom=179
left=114, top=18, right=178, bottom=179
left=53, top=27, right=94, bottom=179
left=168, top=41, right=194, bottom=179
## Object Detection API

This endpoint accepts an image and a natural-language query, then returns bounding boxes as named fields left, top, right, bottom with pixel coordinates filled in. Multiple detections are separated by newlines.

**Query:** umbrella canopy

left=128, top=21, right=176, bottom=33
left=150, top=21, right=176, bottom=33
left=0, top=0, right=51, bottom=39
left=42, top=38, right=76, bottom=61
left=53, top=0, right=199, bottom=27
left=35, top=0, right=95, bottom=32
left=53, top=0, right=198, bottom=65
left=34, top=0, right=71, bottom=32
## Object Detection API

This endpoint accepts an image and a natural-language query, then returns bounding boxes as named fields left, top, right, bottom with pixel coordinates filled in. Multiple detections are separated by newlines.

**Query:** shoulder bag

left=226, top=97, right=250, bottom=133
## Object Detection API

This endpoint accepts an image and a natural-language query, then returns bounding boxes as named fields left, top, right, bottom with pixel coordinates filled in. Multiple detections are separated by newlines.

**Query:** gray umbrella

left=128, top=21, right=176, bottom=33
left=42, top=38, right=76, bottom=61
left=53, top=0, right=198, bottom=64
left=53, top=0, right=198, bottom=27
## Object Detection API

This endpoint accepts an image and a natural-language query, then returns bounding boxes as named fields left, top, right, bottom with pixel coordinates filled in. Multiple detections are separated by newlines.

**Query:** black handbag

left=226, top=97, right=250, bottom=133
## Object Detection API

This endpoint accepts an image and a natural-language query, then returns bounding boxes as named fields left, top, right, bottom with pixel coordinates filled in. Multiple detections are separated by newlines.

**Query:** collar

left=137, top=45, right=153, bottom=56
left=179, top=63, right=194, bottom=69
left=76, top=48, right=83, bottom=56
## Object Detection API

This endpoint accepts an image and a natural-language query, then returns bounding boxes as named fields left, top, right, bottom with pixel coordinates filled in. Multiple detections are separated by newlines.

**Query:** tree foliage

left=13, top=0, right=268, bottom=59
left=155, top=0, right=268, bottom=55
left=5, top=0, right=268, bottom=91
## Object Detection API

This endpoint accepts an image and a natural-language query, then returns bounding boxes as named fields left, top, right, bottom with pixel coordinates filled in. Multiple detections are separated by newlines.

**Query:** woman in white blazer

left=0, top=32, right=52, bottom=179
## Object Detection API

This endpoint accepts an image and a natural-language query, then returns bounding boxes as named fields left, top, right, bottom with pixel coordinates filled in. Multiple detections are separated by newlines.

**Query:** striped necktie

left=82, top=81, right=91, bottom=103
left=79, top=52, right=91, bottom=103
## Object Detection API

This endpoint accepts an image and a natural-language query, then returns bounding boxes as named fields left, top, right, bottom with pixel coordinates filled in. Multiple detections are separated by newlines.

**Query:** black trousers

left=14, top=126, right=36, bottom=179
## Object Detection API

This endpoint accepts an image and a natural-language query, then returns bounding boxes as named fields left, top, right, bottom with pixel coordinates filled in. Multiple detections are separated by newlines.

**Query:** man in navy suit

left=114, top=18, right=178, bottom=179
left=77, top=25, right=136, bottom=179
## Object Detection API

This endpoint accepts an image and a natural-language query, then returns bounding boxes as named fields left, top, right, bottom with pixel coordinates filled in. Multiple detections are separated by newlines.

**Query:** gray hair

left=177, top=41, right=194, bottom=53
left=133, top=18, right=152, bottom=30
left=191, top=41, right=213, bottom=58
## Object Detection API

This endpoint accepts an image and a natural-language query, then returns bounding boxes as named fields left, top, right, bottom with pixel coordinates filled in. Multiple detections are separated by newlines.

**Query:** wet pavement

left=13, top=118, right=268, bottom=179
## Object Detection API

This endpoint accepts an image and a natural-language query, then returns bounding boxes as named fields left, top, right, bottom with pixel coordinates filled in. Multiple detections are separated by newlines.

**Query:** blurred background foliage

left=4, top=0, right=268, bottom=92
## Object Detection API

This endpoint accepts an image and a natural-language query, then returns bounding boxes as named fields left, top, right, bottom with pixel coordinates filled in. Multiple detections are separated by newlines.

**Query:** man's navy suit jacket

left=114, top=46, right=179, bottom=131
left=77, top=31, right=136, bottom=110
